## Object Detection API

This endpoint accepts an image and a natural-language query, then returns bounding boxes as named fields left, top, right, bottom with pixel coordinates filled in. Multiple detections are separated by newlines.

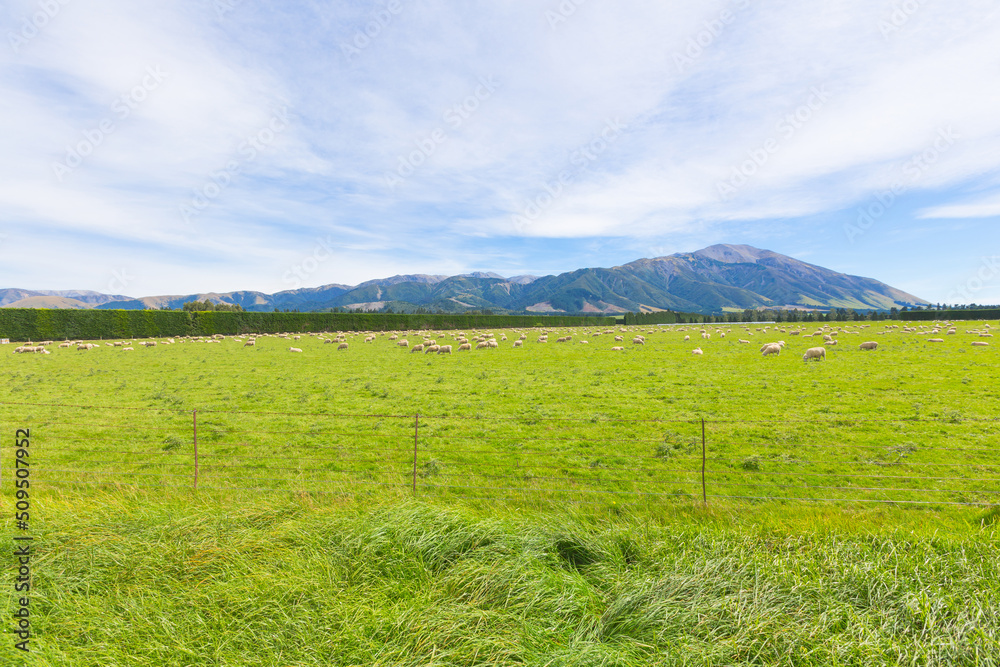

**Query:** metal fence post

left=412, top=414, right=419, bottom=494
left=701, top=418, right=707, bottom=504
left=193, top=409, right=199, bottom=490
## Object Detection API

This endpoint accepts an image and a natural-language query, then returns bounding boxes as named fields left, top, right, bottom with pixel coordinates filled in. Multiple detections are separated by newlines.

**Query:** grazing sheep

left=972, top=341, right=989, bottom=347
left=437, top=345, right=452, bottom=354
left=803, top=347, right=826, bottom=361
left=927, top=338, right=944, bottom=343
left=338, top=342, right=349, bottom=351
left=614, top=336, right=624, bottom=342
left=411, top=344, right=424, bottom=353
left=122, top=347, right=134, bottom=351
left=476, top=341, right=490, bottom=349
left=738, top=339, right=750, bottom=344
left=459, top=343, right=472, bottom=351
left=487, top=340, right=499, bottom=348
left=244, top=340, right=256, bottom=347
left=632, top=337, right=644, bottom=345
left=424, top=345, right=440, bottom=353
left=289, top=347, right=303, bottom=353
left=859, top=341, right=878, bottom=350
left=512, top=340, right=522, bottom=348
left=611, top=346, right=624, bottom=351
left=323, top=338, right=334, bottom=344
left=683, top=335, right=690, bottom=341
left=691, top=347, right=703, bottom=355
left=761, top=343, right=781, bottom=356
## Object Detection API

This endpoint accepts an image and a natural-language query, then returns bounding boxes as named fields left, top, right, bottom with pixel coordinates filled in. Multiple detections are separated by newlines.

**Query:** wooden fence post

left=412, top=414, right=419, bottom=494
left=701, top=418, right=707, bottom=504
left=193, top=409, right=199, bottom=490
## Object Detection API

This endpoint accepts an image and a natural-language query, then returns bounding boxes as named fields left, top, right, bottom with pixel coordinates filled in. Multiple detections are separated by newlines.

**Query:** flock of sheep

left=5, top=320, right=993, bottom=362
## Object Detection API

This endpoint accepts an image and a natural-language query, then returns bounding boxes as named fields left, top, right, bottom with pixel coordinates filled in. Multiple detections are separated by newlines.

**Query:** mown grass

left=1, top=491, right=998, bottom=666
left=1, top=321, right=998, bottom=664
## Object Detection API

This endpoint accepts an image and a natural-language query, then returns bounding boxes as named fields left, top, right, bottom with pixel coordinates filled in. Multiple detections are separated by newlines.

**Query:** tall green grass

left=2, top=492, right=998, bottom=665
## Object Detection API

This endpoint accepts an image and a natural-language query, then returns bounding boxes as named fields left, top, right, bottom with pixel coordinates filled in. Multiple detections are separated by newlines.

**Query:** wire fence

left=1, top=401, right=998, bottom=507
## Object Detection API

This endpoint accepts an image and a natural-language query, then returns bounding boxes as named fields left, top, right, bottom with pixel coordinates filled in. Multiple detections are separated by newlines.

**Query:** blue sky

left=1, top=0, right=998, bottom=304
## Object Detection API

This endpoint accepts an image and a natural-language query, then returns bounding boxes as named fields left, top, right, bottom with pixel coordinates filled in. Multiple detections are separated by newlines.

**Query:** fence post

left=193, top=409, right=199, bottom=491
left=701, top=418, right=706, bottom=504
left=412, top=414, right=419, bottom=494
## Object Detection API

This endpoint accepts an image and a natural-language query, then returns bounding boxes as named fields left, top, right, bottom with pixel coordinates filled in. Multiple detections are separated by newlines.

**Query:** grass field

left=1, top=320, right=998, bottom=664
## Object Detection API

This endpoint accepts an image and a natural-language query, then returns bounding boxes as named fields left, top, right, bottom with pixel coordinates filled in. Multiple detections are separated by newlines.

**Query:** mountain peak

left=692, top=244, right=775, bottom=264
left=2, top=244, right=927, bottom=314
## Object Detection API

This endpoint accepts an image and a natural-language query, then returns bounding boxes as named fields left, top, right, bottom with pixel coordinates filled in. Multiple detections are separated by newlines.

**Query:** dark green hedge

left=900, top=309, right=1000, bottom=321
left=622, top=310, right=689, bottom=325
left=0, top=309, right=616, bottom=341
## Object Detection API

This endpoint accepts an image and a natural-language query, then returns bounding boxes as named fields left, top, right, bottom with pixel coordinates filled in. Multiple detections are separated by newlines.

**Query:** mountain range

left=0, top=245, right=927, bottom=314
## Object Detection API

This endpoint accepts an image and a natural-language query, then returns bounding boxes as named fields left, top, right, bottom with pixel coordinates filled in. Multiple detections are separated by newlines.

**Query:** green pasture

left=0, top=321, right=996, bottom=505
left=1, top=321, right=998, bottom=664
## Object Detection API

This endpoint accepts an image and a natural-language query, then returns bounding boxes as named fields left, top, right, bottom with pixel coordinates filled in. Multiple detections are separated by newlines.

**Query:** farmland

left=1, top=320, right=999, bottom=665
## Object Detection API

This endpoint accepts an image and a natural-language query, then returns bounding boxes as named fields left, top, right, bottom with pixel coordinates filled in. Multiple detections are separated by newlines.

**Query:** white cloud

left=1, top=0, right=998, bottom=293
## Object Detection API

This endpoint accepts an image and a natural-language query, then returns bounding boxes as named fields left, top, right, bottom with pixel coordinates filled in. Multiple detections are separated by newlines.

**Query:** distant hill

left=4, top=296, right=93, bottom=309
left=0, top=288, right=130, bottom=308
left=3, top=244, right=928, bottom=314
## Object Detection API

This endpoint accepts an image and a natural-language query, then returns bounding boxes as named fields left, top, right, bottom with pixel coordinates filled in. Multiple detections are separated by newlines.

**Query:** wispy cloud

left=0, top=0, right=998, bottom=301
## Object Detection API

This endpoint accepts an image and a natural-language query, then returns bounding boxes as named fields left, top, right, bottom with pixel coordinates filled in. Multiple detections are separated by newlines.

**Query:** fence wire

left=0, top=401, right=997, bottom=507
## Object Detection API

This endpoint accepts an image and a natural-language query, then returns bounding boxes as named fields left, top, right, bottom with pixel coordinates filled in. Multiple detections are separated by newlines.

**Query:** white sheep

left=859, top=341, right=878, bottom=350
left=338, top=342, right=349, bottom=351
left=437, top=345, right=452, bottom=354
left=411, top=344, right=424, bottom=353
left=289, top=347, right=302, bottom=353
left=691, top=347, right=703, bottom=355
left=803, top=347, right=826, bottom=361
left=761, top=343, right=781, bottom=356
left=459, top=343, right=472, bottom=351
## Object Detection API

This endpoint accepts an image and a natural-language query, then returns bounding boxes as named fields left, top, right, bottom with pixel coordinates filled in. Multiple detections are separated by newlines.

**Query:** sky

left=1, top=0, right=999, bottom=305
